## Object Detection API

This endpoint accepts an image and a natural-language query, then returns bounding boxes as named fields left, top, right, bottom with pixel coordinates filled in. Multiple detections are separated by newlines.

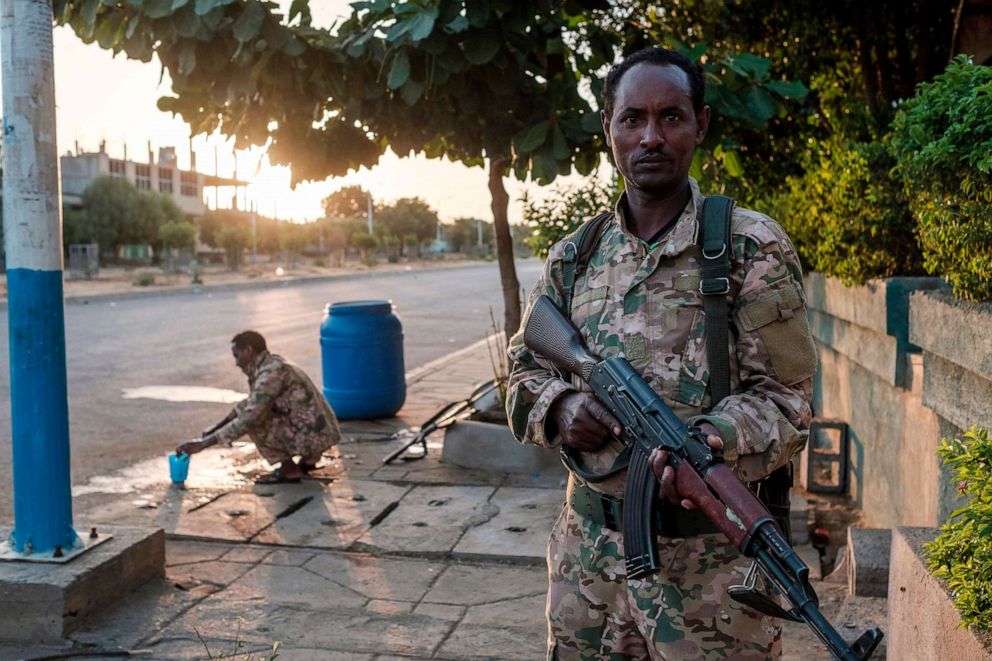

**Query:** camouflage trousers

left=546, top=504, right=781, bottom=660
left=248, top=418, right=335, bottom=466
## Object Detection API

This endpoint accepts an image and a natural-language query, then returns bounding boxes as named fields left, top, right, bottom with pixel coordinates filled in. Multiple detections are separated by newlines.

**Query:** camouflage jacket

left=218, top=351, right=341, bottom=448
left=506, top=178, right=816, bottom=497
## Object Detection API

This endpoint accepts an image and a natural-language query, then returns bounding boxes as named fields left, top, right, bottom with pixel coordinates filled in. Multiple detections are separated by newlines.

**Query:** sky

left=0, top=1, right=610, bottom=225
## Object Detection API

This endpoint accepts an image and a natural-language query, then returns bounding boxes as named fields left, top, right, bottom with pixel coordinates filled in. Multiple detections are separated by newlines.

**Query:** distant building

left=60, top=143, right=246, bottom=217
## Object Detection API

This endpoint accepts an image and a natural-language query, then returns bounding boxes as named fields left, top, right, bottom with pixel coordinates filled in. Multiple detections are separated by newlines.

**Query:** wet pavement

left=1, top=333, right=870, bottom=661
left=2, top=334, right=563, bottom=660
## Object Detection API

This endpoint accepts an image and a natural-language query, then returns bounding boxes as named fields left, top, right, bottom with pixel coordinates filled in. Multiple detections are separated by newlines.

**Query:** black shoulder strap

left=699, top=195, right=735, bottom=407
left=561, top=212, right=612, bottom=314
left=558, top=211, right=628, bottom=481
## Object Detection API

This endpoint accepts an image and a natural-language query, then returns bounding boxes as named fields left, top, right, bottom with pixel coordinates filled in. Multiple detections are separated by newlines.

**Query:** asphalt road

left=0, top=260, right=542, bottom=520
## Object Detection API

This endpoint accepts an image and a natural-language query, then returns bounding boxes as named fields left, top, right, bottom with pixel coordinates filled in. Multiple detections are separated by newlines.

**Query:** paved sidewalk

left=1, top=336, right=871, bottom=661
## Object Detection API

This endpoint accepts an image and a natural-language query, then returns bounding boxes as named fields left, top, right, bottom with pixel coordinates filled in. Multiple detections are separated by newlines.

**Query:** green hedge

left=770, top=137, right=922, bottom=284
left=926, top=426, right=992, bottom=630
left=889, top=56, right=992, bottom=301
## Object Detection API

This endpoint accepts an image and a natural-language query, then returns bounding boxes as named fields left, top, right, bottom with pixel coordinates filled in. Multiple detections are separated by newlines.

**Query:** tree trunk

left=488, top=157, right=521, bottom=338
left=853, top=5, right=882, bottom=118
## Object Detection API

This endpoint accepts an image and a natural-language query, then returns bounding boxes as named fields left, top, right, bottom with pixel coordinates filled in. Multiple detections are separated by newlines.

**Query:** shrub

left=134, top=273, right=155, bottom=287
left=217, top=226, right=250, bottom=271
left=158, top=220, right=196, bottom=252
left=926, top=426, right=992, bottom=630
left=770, top=137, right=922, bottom=283
left=889, top=56, right=992, bottom=301
left=522, top=178, right=617, bottom=259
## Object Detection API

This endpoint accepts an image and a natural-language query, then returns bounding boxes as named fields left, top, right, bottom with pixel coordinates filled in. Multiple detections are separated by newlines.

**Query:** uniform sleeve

left=690, top=231, right=817, bottom=483
left=217, top=366, right=285, bottom=444
left=505, top=256, right=577, bottom=448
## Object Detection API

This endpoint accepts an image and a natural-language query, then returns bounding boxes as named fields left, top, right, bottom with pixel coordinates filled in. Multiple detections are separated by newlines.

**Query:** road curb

left=0, top=261, right=494, bottom=311
left=405, top=333, right=501, bottom=386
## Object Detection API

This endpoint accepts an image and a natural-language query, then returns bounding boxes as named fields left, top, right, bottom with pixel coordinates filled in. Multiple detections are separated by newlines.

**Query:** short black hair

left=602, top=48, right=705, bottom=117
left=231, top=330, right=266, bottom=353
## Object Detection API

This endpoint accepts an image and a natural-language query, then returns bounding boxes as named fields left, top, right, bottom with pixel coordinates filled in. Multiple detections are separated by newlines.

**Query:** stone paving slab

left=303, top=552, right=443, bottom=602
left=78, top=486, right=228, bottom=535
left=253, top=479, right=411, bottom=549
left=454, top=487, right=563, bottom=561
left=179, top=483, right=327, bottom=542
left=166, top=539, right=230, bottom=566
left=159, top=598, right=455, bottom=658
left=70, top=578, right=205, bottom=650
left=437, top=622, right=547, bottom=661
left=222, top=562, right=369, bottom=609
left=423, top=562, right=547, bottom=607
left=354, top=485, right=498, bottom=555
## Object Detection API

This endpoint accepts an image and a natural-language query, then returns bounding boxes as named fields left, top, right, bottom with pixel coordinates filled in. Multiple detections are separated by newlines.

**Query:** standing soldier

left=506, top=48, right=817, bottom=659
left=177, top=330, right=341, bottom=484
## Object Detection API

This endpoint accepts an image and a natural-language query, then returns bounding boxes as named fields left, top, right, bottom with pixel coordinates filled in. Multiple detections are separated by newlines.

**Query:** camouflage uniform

left=506, top=178, right=816, bottom=660
left=218, top=351, right=341, bottom=464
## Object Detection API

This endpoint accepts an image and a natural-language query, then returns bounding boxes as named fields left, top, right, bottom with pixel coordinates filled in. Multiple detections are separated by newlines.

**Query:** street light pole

left=366, top=191, right=374, bottom=234
left=1, top=0, right=79, bottom=555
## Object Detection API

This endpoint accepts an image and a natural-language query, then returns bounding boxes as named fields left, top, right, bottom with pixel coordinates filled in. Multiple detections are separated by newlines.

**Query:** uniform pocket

left=570, top=286, right=610, bottom=346
left=675, top=307, right=709, bottom=407
left=736, top=281, right=817, bottom=385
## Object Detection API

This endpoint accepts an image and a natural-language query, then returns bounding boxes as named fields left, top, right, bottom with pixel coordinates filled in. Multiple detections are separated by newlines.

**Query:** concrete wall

left=887, top=527, right=992, bottom=660
left=804, top=274, right=953, bottom=527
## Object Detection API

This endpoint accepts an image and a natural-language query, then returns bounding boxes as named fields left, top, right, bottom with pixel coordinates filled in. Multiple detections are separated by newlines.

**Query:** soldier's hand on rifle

left=550, top=391, right=623, bottom=451
left=648, top=422, right=724, bottom=510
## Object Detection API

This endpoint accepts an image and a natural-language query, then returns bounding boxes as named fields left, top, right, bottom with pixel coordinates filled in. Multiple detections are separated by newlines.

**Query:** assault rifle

left=523, top=295, right=883, bottom=661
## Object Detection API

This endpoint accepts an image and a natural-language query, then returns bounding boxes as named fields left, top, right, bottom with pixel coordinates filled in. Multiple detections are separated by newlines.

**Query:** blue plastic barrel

left=320, top=300, right=406, bottom=419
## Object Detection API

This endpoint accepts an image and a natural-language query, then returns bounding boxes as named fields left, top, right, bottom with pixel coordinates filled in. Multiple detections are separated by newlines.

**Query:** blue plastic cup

left=169, top=452, right=190, bottom=484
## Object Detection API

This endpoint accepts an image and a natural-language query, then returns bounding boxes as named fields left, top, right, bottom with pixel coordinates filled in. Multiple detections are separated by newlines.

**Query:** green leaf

left=580, top=111, right=602, bottom=134
left=94, top=12, right=125, bottom=49
left=721, top=149, right=744, bottom=177
left=466, top=1, right=490, bottom=28
left=144, top=0, right=174, bottom=19
left=513, top=120, right=550, bottom=154
left=387, top=50, right=411, bottom=89
left=233, top=1, right=266, bottom=42
left=744, top=87, right=777, bottom=123
left=551, top=124, right=569, bottom=160
left=178, top=42, right=197, bottom=75
left=446, top=15, right=469, bottom=33
left=763, top=79, right=808, bottom=100
left=400, top=79, right=424, bottom=105
left=80, top=0, right=100, bottom=35
left=726, top=53, right=770, bottom=80
left=909, top=124, right=927, bottom=146
left=174, top=9, right=201, bottom=38
left=283, top=36, right=305, bottom=56
left=385, top=18, right=413, bottom=43
left=194, top=0, right=234, bottom=15
left=532, top=151, right=558, bottom=184
left=289, top=0, right=311, bottom=25
left=689, top=151, right=704, bottom=180
left=462, top=30, right=501, bottom=65
left=407, top=8, right=438, bottom=41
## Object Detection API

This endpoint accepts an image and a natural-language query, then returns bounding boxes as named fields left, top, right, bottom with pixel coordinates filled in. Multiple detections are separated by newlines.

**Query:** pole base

left=0, top=529, right=112, bottom=564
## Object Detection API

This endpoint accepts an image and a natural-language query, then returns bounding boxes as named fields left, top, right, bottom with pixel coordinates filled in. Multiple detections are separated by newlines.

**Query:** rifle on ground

left=523, top=295, right=883, bottom=661
left=382, top=378, right=501, bottom=464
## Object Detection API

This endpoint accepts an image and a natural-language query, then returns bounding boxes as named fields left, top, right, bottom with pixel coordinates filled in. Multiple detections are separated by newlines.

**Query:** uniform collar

left=248, top=350, right=270, bottom=378
left=612, top=177, right=703, bottom=258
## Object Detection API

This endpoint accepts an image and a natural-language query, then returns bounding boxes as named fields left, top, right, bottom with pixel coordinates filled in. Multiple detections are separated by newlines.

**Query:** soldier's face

left=232, top=344, right=254, bottom=374
left=602, top=63, right=709, bottom=197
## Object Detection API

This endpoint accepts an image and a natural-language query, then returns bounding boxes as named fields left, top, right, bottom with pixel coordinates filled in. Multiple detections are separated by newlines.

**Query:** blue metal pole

left=1, top=0, right=79, bottom=555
